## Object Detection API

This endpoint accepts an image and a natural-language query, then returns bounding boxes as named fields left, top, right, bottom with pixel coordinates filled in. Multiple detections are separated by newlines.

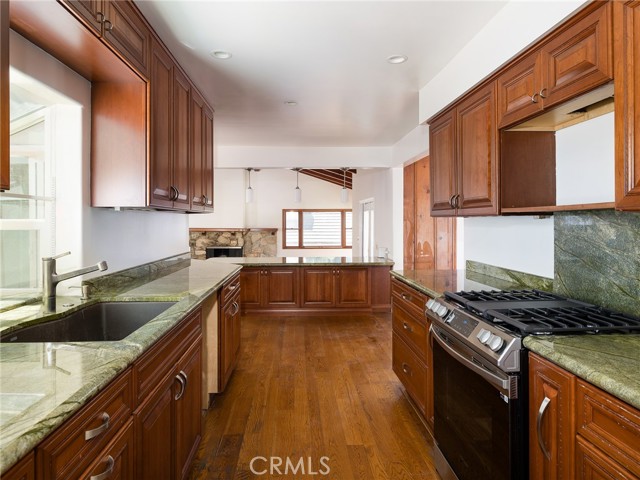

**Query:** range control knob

left=426, top=299, right=436, bottom=311
left=488, top=335, right=505, bottom=352
left=436, top=304, right=449, bottom=318
left=476, top=328, right=491, bottom=344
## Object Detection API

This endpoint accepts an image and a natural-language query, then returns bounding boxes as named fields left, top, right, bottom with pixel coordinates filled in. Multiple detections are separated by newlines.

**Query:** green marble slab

left=554, top=209, right=640, bottom=317
left=525, top=334, right=640, bottom=410
left=466, top=260, right=553, bottom=291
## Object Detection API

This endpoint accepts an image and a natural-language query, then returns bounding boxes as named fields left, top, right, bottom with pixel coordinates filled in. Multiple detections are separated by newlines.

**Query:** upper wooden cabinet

left=59, top=0, right=150, bottom=76
left=498, top=2, right=612, bottom=128
left=0, top=0, right=9, bottom=192
left=429, top=82, right=499, bottom=217
left=190, top=89, right=215, bottom=212
left=614, top=0, right=640, bottom=211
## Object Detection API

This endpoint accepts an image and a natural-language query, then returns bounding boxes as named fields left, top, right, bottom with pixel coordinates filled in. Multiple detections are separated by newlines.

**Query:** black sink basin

left=0, top=301, right=176, bottom=343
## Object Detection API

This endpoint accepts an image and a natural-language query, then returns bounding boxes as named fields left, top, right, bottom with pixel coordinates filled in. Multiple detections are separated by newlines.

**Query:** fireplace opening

left=206, top=247, right=244, bottom=258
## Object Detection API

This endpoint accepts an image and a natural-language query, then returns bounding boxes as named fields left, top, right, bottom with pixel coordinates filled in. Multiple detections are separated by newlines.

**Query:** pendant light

left=246, top=168, right=254, bottom=203
left=340, top=168, right=349, bottom=203
left=294, top=168, right=302, bottom=203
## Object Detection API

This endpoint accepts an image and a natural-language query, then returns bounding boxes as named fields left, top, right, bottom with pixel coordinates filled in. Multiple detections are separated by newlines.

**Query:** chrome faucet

left=42, top=252, right=108, bottom=311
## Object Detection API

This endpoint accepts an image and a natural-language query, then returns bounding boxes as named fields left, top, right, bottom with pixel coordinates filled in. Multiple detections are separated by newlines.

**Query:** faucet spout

left=42, top=254, right=108, bottom=312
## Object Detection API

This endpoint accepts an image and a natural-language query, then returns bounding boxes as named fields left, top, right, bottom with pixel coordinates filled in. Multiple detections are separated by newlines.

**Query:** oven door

left=430, top=325, right=527, bottom=480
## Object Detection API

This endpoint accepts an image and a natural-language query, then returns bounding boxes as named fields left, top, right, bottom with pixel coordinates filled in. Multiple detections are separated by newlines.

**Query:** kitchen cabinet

left=190, top=89, right=214, bottom=212
left=498, top=2, right=612, bottom=128
left=134, top=308, right=203, bottom=480
left=529, top=353, right=576, bottom=480
left=403, top=163, right=415, bottom=269
left=391, top=278, right=433, bottom=428
left=614, top=1, right=640, bottom=211
left=78, top=418, right=134, bottom=480
left=4, top=452, right=34, bottom=480
left=59, top=0, right=150, bottom=76
left=0, top=0, right=9, bottom=191
left=36, top=368, right=134, bottom=479
left=240, top=267, right=300, bottom=312
left=219, top=273, right=241, bottom=391
left=301, top=267, right=370, bottom=308
left=429, top=81, right=498, bottom=216
left=529, top=352, right=640, bottom=480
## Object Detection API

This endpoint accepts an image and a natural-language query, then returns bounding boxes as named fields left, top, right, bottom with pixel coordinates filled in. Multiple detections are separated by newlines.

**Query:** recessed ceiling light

left=211, top=51, right=232, bottom=60
left=387, top=55, right=408, bottom=64
left=284, top=101, right=298, bottom=106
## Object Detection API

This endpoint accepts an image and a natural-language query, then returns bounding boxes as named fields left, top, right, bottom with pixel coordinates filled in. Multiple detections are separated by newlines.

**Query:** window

left=283, top=209, right=352, bottom=249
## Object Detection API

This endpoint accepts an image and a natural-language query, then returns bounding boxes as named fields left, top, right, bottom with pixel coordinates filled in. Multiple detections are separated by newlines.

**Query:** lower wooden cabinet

left=219, top=273, right=241, bottom=392
left=3, top=452, right=34, bottom=480
left=529, top=352, right=640, bottom=480
left=528, top=353, right=576, bottom=480
left=79, top=418, right=135, bottom=480
left=241, top=265, right=390, bottom=314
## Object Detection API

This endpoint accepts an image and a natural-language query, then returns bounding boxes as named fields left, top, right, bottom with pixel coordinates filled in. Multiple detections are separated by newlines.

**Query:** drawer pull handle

left=401, top=293, right=411, bottom=301
left=402, top=322, right=413, bottom=333
left=90, top=455, right=115, bottom=480
left=85, top=412, right=110, bottom=441
left=536, top=396, right=552, bottom=460
left=402, top=362, right=411, bottom=375
left=228, top=283, right=238, bottom=291
left=175, top=372, right=186, bottom=400
left=231, top=301, right=240, bottom=316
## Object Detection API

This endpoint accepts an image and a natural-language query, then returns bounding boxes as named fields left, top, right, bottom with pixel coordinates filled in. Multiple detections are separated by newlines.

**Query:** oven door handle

left=430, top=325, right=514, bottom=397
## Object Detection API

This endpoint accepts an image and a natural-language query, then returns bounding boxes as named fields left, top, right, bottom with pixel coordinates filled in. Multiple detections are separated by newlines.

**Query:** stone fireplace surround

left=189, top=228, right=278, bottom=259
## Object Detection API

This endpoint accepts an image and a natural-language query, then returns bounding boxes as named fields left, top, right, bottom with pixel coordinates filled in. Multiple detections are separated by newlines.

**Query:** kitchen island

left=0, top=255, right=240, bottom=475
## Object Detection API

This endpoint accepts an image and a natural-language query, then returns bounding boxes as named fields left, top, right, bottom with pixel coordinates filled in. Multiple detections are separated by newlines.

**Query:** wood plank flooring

left=189, top=314, right=440, bottom=479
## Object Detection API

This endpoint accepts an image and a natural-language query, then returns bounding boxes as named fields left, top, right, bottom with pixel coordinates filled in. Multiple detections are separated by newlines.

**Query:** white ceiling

left=135, top=1, right=508, bottom=149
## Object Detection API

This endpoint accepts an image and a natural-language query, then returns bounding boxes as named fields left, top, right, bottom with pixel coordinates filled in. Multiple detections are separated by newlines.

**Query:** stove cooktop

left=443, top=289, right=640, bottom=335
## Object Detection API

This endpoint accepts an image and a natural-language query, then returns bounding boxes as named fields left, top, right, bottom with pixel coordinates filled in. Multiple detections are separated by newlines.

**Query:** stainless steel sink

left=0, top=301, right=176, bottom=343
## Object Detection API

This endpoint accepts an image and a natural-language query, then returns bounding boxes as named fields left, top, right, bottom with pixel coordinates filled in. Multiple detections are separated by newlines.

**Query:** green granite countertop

left=0, top=257, right=241, bottom=474
left=209, top=256, right=394, bottom=266
left=525, top=335, right=640, bottom=410
left=392, top=268, right=640, bottom=412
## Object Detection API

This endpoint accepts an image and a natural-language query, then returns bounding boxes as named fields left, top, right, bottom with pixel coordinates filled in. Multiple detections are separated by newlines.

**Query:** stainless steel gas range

left=424, top=289, right=640, bottom=480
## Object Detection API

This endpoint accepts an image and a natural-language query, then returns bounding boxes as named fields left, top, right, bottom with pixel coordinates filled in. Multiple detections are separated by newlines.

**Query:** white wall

left=10, top=32, right=189, bottom=291
left=189, top=168, right=353, bottom=257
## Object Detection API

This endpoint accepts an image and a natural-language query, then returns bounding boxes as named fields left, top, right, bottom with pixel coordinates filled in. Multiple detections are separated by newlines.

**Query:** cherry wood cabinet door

left=264, top=268, right=299, bottom=307
left=0, top=0, right=8, bottom=191
left=497, top=50, right=543, bottom=128
left=149, top=38, right=174, bottom=209
left=301, top=268, right=335, bottom=307
left=614, top=0, right=640, bottom=211
left=335, top=267, right=370, bottom=307
left=135, top=373, right=174, bottom=479
left=202, top=105, right=215, bottom=211
left=392, top=334, right=427, bottom=417
left=414, top=156, right=435, bottom=269
left=219, top=296, right=240, bottom=390
left=80, top=419, right=134, bottom=480
left=174, top=342, right=203, bottom=480
left=58, top=0, right=104, bottom=35
left=240, top=268, right=262, bottom=310
left=428, top=109, right=456, bottom=216
left=541, top=1, right=612, bottom=111
left=172, top=68, right=191, bottom=210
left=529, top=353, right=576, bottom=480
left=456, top=82, right=499, bottom=216
left=190, top=88, right=206, bottom=211
left=403, top=163, right=415, bottom=269
left=3, top=451, right=34, bottom=480
left=103, top=0, right=149, bottom=76
left=575, top=436, right=637, bottom=480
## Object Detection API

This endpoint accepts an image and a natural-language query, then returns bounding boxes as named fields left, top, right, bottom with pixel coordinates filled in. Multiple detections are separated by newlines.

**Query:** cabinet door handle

left=90, top=456, right=115, bottom=480
left=85, top=412, right=110, bottom=441
left=454, top=194, right=461, bottom=209
left=402, top=322, right=413, bottom=333
left=401, top=362, right=411, bottom=375
left=175, top=372, right=186, bottom=400
left=96, top=11, right=105, bottom=23
left=231, top=301, right=240, bottom=316
left=536, top=396, right=552, bottom=460
left=103, top=19, right=113, bottom=32
left=539, top=88, right=547, bottom=99
left=531, top=92, right=539, bottom=104
left=449, top=194, right=456, bottom=208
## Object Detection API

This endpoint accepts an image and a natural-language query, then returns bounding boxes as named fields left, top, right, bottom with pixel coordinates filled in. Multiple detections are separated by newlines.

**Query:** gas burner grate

left=488, top=306, right=640, bottom=334
left=445, top=289, right=561, bottom=306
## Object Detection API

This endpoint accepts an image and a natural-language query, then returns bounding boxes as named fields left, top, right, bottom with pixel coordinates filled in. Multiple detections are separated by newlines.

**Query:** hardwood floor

left=189, top=314, right=440, bottom=479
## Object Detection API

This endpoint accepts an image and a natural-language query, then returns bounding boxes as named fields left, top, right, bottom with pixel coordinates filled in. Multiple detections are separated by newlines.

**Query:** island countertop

left=0, top=257, right=241, bottom=474
left=208, top=256, right=394, bottom=266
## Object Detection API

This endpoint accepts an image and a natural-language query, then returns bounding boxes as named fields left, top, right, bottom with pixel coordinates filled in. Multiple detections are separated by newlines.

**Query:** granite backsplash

left=555, top=209, right=640, bottom=317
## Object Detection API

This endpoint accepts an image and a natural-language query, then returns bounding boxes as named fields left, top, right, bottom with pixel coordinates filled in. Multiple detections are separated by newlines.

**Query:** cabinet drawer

left=391, top=278, right=429, bottom=315
left=79, top=418, right=134, bottom=480
left=37, top=369, right=133, bottom=480
left=134, top=308, right=202, bottom=403
left=220, top=273, right=241, bottom=307
left=576, top=379, right=640, bottom=477
left=575, top=435, right=637, bottom=480
left=392, top=303, right=428, bottom=362
left=392, top=334, right=427, bottom=415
